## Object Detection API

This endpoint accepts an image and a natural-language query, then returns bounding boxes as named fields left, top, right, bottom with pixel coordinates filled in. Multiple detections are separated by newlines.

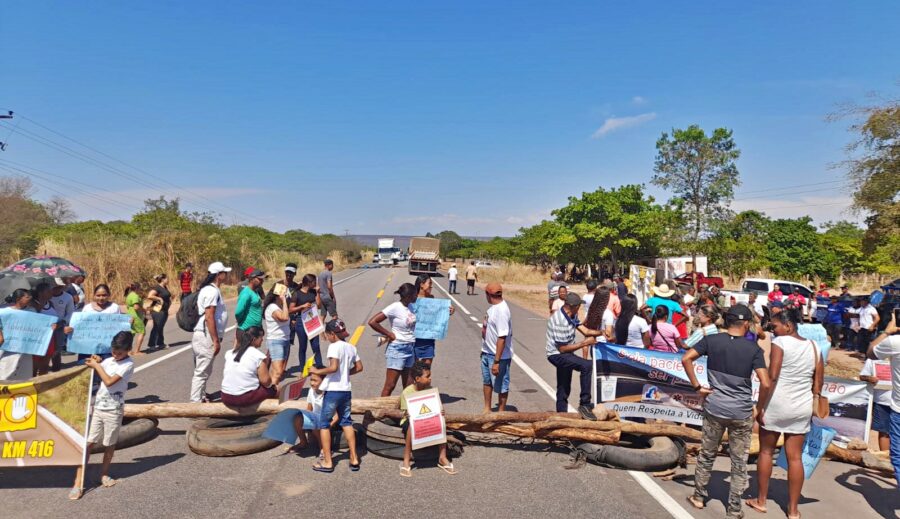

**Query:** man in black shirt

left=682, top=304, right=772, bottom=518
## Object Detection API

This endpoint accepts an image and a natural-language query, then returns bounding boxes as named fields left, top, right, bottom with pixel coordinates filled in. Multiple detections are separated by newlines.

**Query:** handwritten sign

left=301, top=305, right=325, bottom=338
left=0, top=309, right=57, bottom=356
left=412, top=298, right=450, bottom=340
left=875, top=361, right=891, bottom=391
left=67, top=313, right=132, bottom=355
left=777, top=423, right=837, bottom=479
left=406, top=387, right=446, bottom=449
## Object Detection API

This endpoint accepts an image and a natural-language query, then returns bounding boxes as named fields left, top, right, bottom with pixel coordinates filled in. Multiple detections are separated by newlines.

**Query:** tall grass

left=446, top=261, right=550, bottom=287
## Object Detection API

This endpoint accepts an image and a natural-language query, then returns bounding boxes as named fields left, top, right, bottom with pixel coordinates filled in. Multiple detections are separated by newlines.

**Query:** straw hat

left=653, top=284, right=675, bottom=298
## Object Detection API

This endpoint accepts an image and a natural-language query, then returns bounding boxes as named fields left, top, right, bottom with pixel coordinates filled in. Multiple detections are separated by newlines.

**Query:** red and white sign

left=875, top=361, right=892, bottom=391
left=406, top=388, right=446, bottom=450
left=301, top=305, right=325, bottom=338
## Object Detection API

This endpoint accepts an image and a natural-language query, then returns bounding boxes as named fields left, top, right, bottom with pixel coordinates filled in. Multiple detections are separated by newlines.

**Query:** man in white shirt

left=868, top=312, right=900, bottom=486
left=448, top=264, right=459, bottom=294
left=482, top=282, right=512, bottom=413
left=190, top=261, right=231, bottom=403
left=857, top=296, right=880, bottom=354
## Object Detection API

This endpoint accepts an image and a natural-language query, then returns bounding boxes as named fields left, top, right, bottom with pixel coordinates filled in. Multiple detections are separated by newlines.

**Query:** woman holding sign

left=747, top=312, right=824, bottom=519
left=0, top=289, right=36, bottom=380
left=290, top=274, right=324, bottom=369
left=368, top=283, right=418, bottom=396
left=412, top=275, right=454, bottom=368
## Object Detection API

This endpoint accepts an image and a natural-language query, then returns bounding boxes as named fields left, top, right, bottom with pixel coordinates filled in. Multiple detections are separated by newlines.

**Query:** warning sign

left=405, top=387, right=446, bottom=450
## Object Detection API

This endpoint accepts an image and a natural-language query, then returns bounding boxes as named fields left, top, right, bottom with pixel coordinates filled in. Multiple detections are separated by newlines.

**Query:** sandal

left=399, top=465, right=412, bottom=478
left=101, top=476, right=116, bottom=488
left=686, top=495, right=704, bottom=510
left=438, top=462, right=458, bottom=475
left=68, top=487, right=83, bottom=500
left=349, top=461, right=361, bottom=472
left=312, top=463, right=334, bottom=473
left=745, top=499, right=767, bottom=513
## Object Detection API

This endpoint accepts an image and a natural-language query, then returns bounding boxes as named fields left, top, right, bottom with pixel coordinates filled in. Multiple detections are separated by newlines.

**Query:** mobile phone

left=894, top=307, right=900, bottom=324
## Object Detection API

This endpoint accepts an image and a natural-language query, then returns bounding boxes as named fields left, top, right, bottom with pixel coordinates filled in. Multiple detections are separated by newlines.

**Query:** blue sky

left=1, top=1, right=897, bottom=236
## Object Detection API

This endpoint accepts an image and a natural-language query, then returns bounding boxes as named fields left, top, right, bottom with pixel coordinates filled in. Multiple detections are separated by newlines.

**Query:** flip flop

left=312, top=463, right=334, bottom=473
left=68, top=487, right=83, bottom=500
left=745, top=499, right=767, bottom=513
left=399, top=465, right=412, bottom=478
left=438, top=462, right=458, bottom=475
left=686, top=495, right=704, bottom=510
left=350, top=461, right=361, bottom=472
left=101, top=476, right=116, bottom=488
left=787, top=514, right=800, bottom=519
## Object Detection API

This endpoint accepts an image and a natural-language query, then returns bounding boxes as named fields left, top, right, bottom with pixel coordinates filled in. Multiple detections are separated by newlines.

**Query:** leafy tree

left=707, top=211, right=771, bottom=279
left=515, top=220, right=571, bottom=267
left=652, top=125, right=741, bottom=283
left=552, top=184, right=670, bottom=270
left=764, top=217, right=836, bottom=281
left=434, top=230, right=465, bottom=257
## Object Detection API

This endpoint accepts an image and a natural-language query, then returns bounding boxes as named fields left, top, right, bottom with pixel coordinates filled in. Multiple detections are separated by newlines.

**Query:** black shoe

left=578, top=405, right=598, bottom=421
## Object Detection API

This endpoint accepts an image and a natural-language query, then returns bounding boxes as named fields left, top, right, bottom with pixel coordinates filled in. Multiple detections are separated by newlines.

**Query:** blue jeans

left=295, top=323, right=322, bottom=368
left=321, top=391, right=352, bottom=427
left=449, top=280, right=457, bottom=293
left=414, top=338, right=436, bottom=360
left=890, top=408, right=900, bottom=487
left=547, top=352, right=593, bottom=412
left=481, top=353, right=511, bottom=394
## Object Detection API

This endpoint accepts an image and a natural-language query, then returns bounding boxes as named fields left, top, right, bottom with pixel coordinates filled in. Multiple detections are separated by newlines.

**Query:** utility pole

left=0, top=111, right=12, bottom=151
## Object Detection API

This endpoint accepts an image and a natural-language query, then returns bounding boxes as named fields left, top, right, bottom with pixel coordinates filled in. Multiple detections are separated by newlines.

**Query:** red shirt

left=816, top=290, right=830, bottom=298
left=673, top=308, right=689, bottom=339
left=180, top=271, right=193, bottom=293
left=787, top=293, right=806, bottom=306
left=767, top=290, right=783, bottom=303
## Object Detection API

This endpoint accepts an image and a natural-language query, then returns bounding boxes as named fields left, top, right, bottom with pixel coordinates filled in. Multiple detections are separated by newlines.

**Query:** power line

left=0, top=160, right=139, bottom=212
left=734, top=178, right=845, bottom=197
left=732, top=185, right=849, bottom=203
left=0, top=165, right=123, bottom=220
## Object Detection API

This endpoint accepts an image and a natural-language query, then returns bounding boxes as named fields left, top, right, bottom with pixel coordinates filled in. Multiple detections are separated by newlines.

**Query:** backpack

left=176, top=291, right=202, bottom=332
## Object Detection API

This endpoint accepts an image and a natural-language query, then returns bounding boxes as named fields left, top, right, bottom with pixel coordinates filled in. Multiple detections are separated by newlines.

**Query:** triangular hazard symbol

left=418, top=404, right=432, bottom=415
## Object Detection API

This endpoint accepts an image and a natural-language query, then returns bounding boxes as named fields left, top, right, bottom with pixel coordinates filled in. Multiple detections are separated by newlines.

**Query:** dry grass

left=39, top=368, right=93, bottom=435
left=446, top=261, right=550, bottom=286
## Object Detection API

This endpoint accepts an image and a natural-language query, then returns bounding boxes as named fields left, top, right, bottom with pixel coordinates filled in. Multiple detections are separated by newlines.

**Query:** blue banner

left=594, top=342, right=708, bottom=387
left=67, top=312, right=132, bottom=355
left=777, top=423, right=837, bottom=479
left=0, top=309, right=57, bottom=356
left=412, top=298, right=450, bottom=340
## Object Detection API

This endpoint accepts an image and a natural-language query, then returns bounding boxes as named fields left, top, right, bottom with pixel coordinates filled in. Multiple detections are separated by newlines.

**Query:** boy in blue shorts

left=309, top=319, right=362, bottom=473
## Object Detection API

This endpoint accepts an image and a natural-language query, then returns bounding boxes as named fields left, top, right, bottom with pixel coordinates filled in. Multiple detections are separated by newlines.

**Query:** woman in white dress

left=748, top=312, right=824, bottom=519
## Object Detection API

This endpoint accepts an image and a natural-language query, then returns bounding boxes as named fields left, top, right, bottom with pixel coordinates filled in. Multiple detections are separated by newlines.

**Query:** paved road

left=1, top=267, right=896, bottom=518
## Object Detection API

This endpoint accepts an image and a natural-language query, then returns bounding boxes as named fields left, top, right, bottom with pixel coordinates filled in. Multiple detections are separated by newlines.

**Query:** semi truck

left=408, top=237, right=441, bottom=275
left=376, top=238, right=401, bottom=266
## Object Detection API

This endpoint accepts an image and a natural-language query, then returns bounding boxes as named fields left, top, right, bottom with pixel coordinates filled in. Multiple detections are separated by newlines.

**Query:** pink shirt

left=649, top=321, right=681, bottom=353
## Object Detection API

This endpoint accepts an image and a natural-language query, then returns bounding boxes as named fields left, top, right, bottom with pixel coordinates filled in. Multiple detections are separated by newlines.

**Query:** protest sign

left=67, top=313, right=132, bottom=355
left=412, top=298, right=450, bottom=341
left=0, top=309, right=57, bottom=356
left=776, top=423, right=837, bottom=479
left=813, top=376, right=873, bottom=448
left=797, top=324, right=831, bottom=360
left=874, top=360, right=891, bottom=391
left=406, top=387, right=446, bottom=449
left=1, top=367, right=92, bottom=469
left=300, top=306, right=325, bottom=338
left=628, top=265, right=656, bottom=308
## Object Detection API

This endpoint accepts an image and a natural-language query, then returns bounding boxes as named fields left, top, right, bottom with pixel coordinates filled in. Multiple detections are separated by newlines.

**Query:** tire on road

left=90, top=417, right=160, bottom=454
left=576, top=435, right=682, bottom=472
left=187, top=417, right=280, bottom=457
left=362, top=419, right=464, bottom=461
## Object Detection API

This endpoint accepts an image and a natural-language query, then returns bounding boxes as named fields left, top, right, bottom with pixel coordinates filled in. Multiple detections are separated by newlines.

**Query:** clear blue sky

left=1, top=1, right=897, bottom=236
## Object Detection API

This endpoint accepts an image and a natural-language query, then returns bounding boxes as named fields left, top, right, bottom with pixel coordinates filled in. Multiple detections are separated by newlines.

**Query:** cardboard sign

left=412, top=298, right=450, bottom=340
left=0, top=309, right=57, bottom=356
left=406, top=387, right=446, bottom=450
left=67, top=313, right=132, bottom=355
left=277, top=376, right=306, bottom=403
left=776, top=423, right=837, bottom=479
left=874, top=361, right=892, bottom=391
left=300, top=305, right=325, bottom=338
left=0, top=368, right=92, bottom=469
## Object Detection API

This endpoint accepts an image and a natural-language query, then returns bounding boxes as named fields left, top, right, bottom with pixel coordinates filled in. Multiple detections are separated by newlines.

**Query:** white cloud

left=632, top=96, right=647, bottom=105
left=591, top=112, right=657, bottom=139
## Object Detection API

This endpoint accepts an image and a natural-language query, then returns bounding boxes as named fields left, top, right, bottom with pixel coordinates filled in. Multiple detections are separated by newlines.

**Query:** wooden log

left=532, top=417, right=702, bottom=441
left=450, top=422, right=620, bottom=445
left=369, top=409, right=582, bottom=424
left=123, top=397, right=400, bottom=419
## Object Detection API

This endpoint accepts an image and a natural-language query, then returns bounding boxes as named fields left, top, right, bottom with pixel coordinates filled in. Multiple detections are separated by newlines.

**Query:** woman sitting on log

left=220, top=326, right=276, bottom=407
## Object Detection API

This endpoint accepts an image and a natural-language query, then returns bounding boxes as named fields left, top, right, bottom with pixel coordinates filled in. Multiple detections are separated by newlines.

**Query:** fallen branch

left=123, top=397, right=400, bottom=419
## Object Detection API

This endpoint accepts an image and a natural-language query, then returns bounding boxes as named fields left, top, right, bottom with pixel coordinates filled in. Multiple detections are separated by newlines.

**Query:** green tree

left=765, top=217, right=836, bottom=281
left=652, top=125, right=741, bottom=282
left=707, top=211, right=771, bottom=279
left=552, top=184, right=671, bottom=270
left=515, top=220, right=571, bottom=267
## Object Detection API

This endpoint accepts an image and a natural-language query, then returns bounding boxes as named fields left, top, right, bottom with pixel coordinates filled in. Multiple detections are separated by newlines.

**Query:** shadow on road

left=0, top=453, right=186, bottom=489
left=835, top=469, right=899, bottom=519
left=440, top=393, right=466, bottom=404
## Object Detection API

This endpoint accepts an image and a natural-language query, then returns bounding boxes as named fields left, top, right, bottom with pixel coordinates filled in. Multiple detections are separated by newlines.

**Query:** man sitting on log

left=545, top=292, right=604, bottom=421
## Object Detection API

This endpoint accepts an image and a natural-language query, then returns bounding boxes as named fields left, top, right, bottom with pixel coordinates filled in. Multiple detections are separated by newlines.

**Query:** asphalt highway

left=1, top=267, right=895, bottom=518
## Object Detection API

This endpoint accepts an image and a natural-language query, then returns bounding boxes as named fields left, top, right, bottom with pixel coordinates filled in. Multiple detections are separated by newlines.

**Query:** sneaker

left=578, top=405, right=598, bottom=421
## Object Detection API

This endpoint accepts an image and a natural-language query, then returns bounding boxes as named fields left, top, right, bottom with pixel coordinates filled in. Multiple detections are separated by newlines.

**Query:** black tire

left=90, top=417, right=159, bottom=454
left=576, top=435, right=681, bottom=472
left=187, top=417, right=280, bottom=457
left=362, top=419, right=463, bottom=461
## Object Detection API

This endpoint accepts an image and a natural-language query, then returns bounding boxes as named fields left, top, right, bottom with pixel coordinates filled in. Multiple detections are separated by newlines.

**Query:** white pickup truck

left=722, top=278, right=815, bottom=320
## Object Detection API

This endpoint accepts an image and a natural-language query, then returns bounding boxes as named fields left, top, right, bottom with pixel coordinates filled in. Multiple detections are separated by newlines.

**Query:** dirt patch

left=825, top=348, right=864, bottom=379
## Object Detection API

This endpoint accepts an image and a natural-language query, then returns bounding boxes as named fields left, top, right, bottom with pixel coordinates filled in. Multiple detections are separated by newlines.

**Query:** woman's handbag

left=810, top=341, right=830, bottom=419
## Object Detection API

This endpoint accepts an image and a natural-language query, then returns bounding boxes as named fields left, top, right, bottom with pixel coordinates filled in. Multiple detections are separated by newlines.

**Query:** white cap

left=208, top=261, right=232, bottom=274
left=284, top=266, right=297, bottom=273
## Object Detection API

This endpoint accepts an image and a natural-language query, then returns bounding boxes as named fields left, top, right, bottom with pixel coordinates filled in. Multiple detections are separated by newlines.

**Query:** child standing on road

left=70, top=331, right=135, bottom=500
left=309, top=319, right=363, bottom=473
left=400, top=361, right=457, bottom=477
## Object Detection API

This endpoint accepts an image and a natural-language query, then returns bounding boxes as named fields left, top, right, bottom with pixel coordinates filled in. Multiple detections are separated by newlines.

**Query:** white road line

left=436, top=272, right=694, bottom=519
left=469, top=316, right=479, bottom=322
left=134, top=325, right=236, bottom=374
left=432, top=279, right=471, bottom=315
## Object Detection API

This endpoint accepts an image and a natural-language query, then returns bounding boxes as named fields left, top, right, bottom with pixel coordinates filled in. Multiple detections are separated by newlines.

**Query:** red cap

left=243, top=266, right=255, bottom=277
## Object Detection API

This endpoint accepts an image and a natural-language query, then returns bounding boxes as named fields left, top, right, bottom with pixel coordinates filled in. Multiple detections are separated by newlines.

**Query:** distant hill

left=347, top=234, right=496, bottom=249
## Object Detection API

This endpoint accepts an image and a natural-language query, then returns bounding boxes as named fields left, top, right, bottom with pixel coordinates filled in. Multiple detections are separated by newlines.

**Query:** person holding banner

left=413, top=274, right=454, bottom=367
left=369, top=283, right=418, bottom=397
left=0, top=289, right=36, bottom=380
left=546, top=292, right=603, bottom=421
left=290, top=273, right=324, bottom=369
left=867, top=312, right=900, bottom=487
left=748, top=312, right=824, bottom=518
left=683, top=304, right=771, bottom=518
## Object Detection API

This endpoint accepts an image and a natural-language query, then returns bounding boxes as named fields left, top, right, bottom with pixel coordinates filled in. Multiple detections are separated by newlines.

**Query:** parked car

left=475, top=260, right=498, bottom=269
left=672, top=271, right=724, bottom=288
left=738, top=278, right=815, bottom=320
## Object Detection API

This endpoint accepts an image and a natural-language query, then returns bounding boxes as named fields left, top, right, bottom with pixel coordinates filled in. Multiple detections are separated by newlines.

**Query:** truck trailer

left=408, top=237, right=441, bottom=275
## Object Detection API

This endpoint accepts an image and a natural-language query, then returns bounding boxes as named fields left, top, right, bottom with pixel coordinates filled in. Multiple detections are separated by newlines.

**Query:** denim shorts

left=481, top=352, right=511, bottom=394
left=267, top=338, right=291, bottom=361
left=299, top=409, right=320, bottom=430
left=386, top=342, right=415, bottom=370
left=414, top=338, right=436, bottom=360
left=320, top=391, right=352, bottom=427
left=872, top=403, right=891, bottom=434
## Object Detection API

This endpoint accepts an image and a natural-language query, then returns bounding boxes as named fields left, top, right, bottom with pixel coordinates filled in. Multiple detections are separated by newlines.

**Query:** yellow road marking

left=349, top=326, right=365, bottom=346
left=376, top=289, right=384, bottom=299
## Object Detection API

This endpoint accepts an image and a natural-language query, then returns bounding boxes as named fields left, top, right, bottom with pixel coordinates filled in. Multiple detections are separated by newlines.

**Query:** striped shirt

left=546, top=309, right=576, bottom=356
